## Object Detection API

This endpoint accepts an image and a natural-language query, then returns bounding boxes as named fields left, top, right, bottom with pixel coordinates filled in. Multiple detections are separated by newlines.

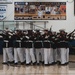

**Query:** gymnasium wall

left=0, top=0, right=75, bottom=32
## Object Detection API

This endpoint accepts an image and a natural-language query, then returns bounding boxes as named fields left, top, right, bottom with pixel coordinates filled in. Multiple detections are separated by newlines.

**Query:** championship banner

left=0, top=0, right=12, bottom=3
left=0, top=5, right=7, bottom=20
left=14, top=2, right=66, bottom=20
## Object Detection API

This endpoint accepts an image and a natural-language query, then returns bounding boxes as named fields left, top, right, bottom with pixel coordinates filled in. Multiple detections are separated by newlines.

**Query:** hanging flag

left=0, top=5, right=7, bottom=20
left=0, top=0, right=12, bottom=3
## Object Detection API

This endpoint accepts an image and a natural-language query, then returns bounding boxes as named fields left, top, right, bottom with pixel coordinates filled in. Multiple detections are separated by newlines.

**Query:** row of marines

left=0, top=29, right=73, bottom=66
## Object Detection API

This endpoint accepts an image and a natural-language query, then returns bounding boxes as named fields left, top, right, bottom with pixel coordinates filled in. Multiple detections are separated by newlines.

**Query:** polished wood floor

left=0, top=55, right=75, bottom=75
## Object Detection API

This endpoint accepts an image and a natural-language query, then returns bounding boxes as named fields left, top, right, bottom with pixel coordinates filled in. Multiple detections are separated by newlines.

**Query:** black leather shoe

left=21, top=62, right=25, bottom=65
left=57, top=61, right=61, bottom=65
left=9, top=61, right=14, bottom=64
left=50, top=62, right=57, bottom=65
left=65, top=62, right=69, bottom=65
left=44, top=64, right=49, bottom=66
left=37, top=63, right=40, bottom=65
left=26, top=63, right=31, bottom=66
left=61, top=63, right=67, bottom=66
left=14, top=63, right=18, bottom=65
left=41, top=61, right=44, bottom=64
left=2, top=62, right=8, bottom=65
left=33, top=62, right=36, bottom=65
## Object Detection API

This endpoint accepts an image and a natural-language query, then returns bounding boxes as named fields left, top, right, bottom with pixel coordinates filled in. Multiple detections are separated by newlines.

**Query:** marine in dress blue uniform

left=34, top=30, right=44, bottom=65
left=3, top=31, right=14, bottom=64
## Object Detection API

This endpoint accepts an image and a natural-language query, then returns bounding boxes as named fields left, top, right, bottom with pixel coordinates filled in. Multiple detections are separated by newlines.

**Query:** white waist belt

left=4, top=40, right=9, bottom=42
left=44, top=40, right=50, bottom=42
left=27, top=41, right=33, bottom=42
left=16, top=40, right=21, bottom=42
left=35, top=41, right=42, bottom=42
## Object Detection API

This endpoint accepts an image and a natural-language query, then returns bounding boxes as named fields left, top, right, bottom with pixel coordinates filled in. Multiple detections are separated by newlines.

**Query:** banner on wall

left=0, top=5, right=7, bottom=20
left=0, top=0, right=12, bottom=3
left=74, top=0, right=75, bottom=16
left=14, top=2, right=66, bottom=20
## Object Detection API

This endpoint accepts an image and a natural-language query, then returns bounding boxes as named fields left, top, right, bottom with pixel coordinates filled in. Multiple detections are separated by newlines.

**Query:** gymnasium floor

left=0, top=55, right=75, bottom=75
